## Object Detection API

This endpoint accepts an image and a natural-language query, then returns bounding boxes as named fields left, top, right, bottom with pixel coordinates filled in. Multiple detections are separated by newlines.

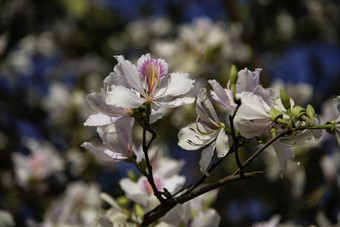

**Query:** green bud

left=116, top=196, right=130, bottom=207
left=269, top=108, right=283, bottom=121
left=229, top=65, right=238, bottom=85
left=134, top=204, right=144, bottom=219
left=306, top=104, right=315, bottom=125
left=271, top=127, right=277, bottom=137
left=127, top=170, right=137, bottom=182
left=280, top=88, right=291, bottom=110
left=229, top=65, right=238, bottom=100
left=292, top=106, right=306, bottom=120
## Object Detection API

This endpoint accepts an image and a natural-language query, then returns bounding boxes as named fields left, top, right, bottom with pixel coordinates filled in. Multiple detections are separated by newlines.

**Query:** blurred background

left=1, top=0, right=340, bottom=226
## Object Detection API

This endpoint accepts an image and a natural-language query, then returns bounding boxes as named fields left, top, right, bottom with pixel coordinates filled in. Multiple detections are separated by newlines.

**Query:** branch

left=141, top=171, right=263, bottom=226
left=141, top=104, right=164, bottom=203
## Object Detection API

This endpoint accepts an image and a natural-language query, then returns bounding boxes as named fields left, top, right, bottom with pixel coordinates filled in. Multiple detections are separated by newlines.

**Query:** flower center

left=140, top=59, right=165, bottom=96
left=141, top=177, right=163, bottom=196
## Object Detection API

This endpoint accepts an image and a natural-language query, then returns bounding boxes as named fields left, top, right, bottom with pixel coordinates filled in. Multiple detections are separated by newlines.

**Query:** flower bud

left=306, top=104, right=315, bottom=125
left=292, top=106, right=306, bottom=120
left=280, top=88, right=291, bottom=110
left=134, top=204, right=144, bottom=219
left=229, top=65, right=238, bottom=85
left=271, top=127, right=277, bottom=137
left=269, top=108, right=283, bottom=121
left=229, top=65, right=238, bottom=100
left=116, top=196, right=130, bottom=206
left=127, top=170, right=137, bottom=182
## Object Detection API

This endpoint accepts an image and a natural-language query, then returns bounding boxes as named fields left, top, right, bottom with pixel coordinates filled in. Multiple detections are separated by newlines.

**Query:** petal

left=191, top=209, right=221, bottom=227
left=199, top=143, right=215, bottom=176
left=334, top=96, right=340, bottom=112
left=84, top=113, right=122, bottom=126
left=113, top=55, right=145, bottom=95
left=103, top=72, right=115, bottom=88
left=149, top=105, right=166, bottom=123
left=335, top=129, right=340, bottom=148
left=155, top=97, right=195, bottom=108
left=237, top=118, right=273, bottom=138
left=155, top=72, right=194, bottom=97
left=162, top=175, right=186, bottom=194
left=237, top=92, right=271, bottom=120
left=271, top=141, right=295, bottom=172
left=236, top=68, right=261, bottom=93
left=137, top=54, right=168, bottom=78
left=178, top=123, right=215, bottom=150
left=215, top=129, right=230, bottom=157
left=280, top=130, right=316, bottom=145
left=311, top=117, right=322, bottom=140
left=99, top=117, right=134, bottom=158
left=81, top=142, right=122, bottom=162
left=197, top=88, right=220, bottom=123
left=119, top=178, right=144, bottom=195
left=106, top=86, right=146, bottom=108
left=154, top=157, right=185, bottom=178
left=208, top=79, right=234, bottom=109
left=253, top=85, right=275, bottom=106
left=119, top=178, right=149, bottom=206
left=86, top=92, right=130, bottom=116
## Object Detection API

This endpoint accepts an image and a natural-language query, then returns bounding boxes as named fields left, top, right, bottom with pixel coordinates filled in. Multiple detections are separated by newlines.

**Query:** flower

left=119, top=171, right=185, bottom=212
left=105, top=54, right=195, bottom=109
left=97, top=193, right=140, bottom=226
left=81, top=117, right=134, bottom=163
left=12, top=138, right=64, bottom=188
left=120, top=146, right=186, bottom=211
left=161, top=189, right=220, bottom=227
left=178, top=88, right=230, bottom=175
left=35, top=181, right=100, bottom=226
left=208, top=68, right=263, bottom=109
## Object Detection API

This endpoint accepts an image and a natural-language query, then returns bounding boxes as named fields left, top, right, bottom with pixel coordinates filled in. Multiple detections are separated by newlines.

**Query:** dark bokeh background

left=1, top=0, right=340, bottom=226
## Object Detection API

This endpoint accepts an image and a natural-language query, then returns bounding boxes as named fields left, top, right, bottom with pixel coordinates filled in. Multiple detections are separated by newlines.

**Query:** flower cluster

left=80, top=54, right=340, bottom=226
left=179, top=67, right=325, bottom=176
left=82, top=53, right=195, bottom=163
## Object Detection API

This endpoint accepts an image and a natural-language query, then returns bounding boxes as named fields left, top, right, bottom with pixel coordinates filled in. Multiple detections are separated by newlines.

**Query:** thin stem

left=230, top=98, right=244, bottom=176
left=307, top=124, right=334, bottom=130
left=141, top=104, right=164, bottom=203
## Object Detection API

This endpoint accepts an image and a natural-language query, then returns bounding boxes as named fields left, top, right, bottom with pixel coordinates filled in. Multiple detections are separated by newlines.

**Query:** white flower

left=41, top=181, right=100, bottom=226
left=97, top=193, right=140, bottom=226
left=120, top=175, right=185, bottom=212
left=178, top=88, right=230, bottom=175
left=12, top=138, right=64, bottom=188
left=0, top=210, right=14, bottom=227
left=236, top=92, right=274, bottom=138
left=120, top=147, right=186, bottom=211
left=161, top=190, right=220, bottom=227
left=105, top=54, right=195, bottom=109
left=81, top=117, right=134, bottom=163
left=208, top=68, right=263, bottom=109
